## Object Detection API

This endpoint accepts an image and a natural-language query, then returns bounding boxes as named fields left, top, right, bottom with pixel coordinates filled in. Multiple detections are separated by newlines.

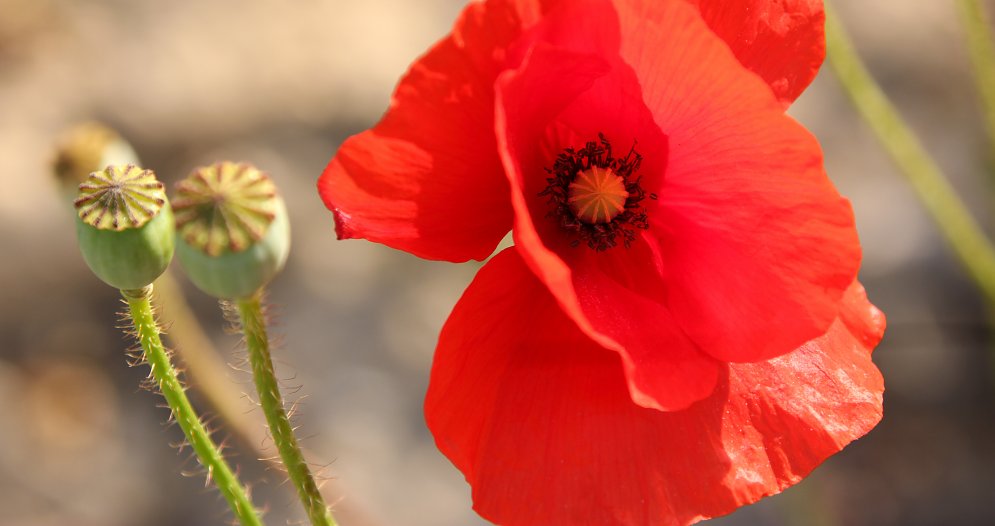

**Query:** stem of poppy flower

left=957, top=0, right=995, bottom=160
left=234, top=290, right=337, bottom=526
left=122, top=286, right=264, bottom=526
left=825, top=4, right=995, bottom=305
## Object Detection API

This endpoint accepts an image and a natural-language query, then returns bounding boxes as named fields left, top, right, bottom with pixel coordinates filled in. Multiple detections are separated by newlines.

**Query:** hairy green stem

left=154, top=272, right=276, bottom=462
left=826, top=3, right=995, bottom=304
left=235, top=291, right=337, bottom=526
left=123, top=286, right=264, bottom=526
left=958, top=0, right=995, bottom=159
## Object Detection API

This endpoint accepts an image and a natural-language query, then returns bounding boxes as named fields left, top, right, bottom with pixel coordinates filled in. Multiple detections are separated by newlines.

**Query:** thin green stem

left=235, top=291, right=337, bottom=526
left=958, top=0, right=995, bottom=157
left=154, top=272, right=276, bottom=463
left=826, top=3, right=995, bottom=304
left=122, top=286, right=264, bottom=526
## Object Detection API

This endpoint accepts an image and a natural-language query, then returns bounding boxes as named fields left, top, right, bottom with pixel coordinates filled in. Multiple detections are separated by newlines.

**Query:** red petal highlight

left=426, top=253, right=884, bottom=526
left=685, top=0, right=826, bottom=106
left=317, top=1, right=533, bottom=262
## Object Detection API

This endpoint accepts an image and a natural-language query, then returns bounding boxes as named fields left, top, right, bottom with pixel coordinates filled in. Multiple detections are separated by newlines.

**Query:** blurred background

left=1, top=0, right=993, bottom=525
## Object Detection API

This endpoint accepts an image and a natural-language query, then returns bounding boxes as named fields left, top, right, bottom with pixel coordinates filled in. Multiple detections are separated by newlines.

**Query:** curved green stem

left=826, top=3, right=995, bottom=304
left=123, top=286, right=264, bottom=526
left=958, top=0, right=995, bottom=158
left=235, top=291, right=337, bottom=526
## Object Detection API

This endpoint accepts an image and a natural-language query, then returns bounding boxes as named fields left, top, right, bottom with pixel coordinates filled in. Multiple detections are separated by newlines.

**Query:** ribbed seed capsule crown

left=75, top=164, right=167, bottom=230
left=173, top=162, right=290, bottom=299
left=173, top=162, right=279, bottom=256
left=567, top=166, right=629, bottom=224
left=74, top=165, right=174, bottom=290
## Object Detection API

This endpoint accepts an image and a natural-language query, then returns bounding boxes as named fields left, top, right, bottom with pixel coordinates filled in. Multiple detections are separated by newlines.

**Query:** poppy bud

left=54, top=122, right=140, bottom=202
left=172, top=162, right=290, bottom=299
left=75, top=164, right=175, bottom=290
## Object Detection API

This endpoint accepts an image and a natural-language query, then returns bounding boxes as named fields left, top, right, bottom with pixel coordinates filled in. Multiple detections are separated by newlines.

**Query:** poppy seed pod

left=173, top=162, right=290, bottom=300
left=75, top=165, right=174, bottom=290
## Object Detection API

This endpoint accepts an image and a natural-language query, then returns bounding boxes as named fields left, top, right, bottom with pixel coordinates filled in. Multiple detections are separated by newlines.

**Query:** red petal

left=317, top=1, right=534, bottom=262
left=684, top=0, right=825, bottom=106
left=496, top=45, right=717, bottom=410
left=568, top=240, right=722, bottom=410
left=498, top=1, right=857, bottom=379
left=426, top=255, right=885, bottom=526
left=838, top=281, right=886, bottom=349
left=611, top=0, right=860, bottom=362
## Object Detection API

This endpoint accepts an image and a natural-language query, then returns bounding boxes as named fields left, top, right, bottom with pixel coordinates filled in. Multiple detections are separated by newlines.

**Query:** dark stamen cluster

left=539, top=133, right=652, bottom=251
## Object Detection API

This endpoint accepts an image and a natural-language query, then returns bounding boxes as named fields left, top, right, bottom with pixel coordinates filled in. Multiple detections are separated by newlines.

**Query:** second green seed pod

left=173, top=162, right=290, bottom=300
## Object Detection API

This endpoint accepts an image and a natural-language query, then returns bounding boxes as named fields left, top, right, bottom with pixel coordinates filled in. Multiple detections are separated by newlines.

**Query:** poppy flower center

left=567, top=166, right=628, bottom=224
left=539, top=134, right=652, bottom=251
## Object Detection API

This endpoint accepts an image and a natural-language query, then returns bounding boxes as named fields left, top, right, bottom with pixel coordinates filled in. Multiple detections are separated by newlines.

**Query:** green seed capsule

left=172, top=162, right=290, bottom=300
left=75, top=165, right=175, bottom=290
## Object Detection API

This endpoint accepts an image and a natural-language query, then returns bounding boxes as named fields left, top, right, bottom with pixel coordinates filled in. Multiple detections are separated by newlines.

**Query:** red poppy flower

left=317, top=0, right=884, bottom=524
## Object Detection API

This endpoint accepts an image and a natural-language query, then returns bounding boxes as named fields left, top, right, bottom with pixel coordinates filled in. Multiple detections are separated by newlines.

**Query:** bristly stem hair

left=122, top=285, right=264, bottom=526
left=233, top=290, right=337, bottom=526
